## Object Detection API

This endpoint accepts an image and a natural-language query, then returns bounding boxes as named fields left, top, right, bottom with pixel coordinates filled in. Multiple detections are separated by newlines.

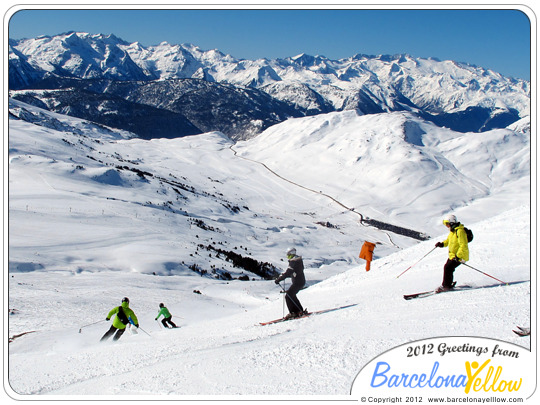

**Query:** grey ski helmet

left=286, top=247, right=296, bottom=256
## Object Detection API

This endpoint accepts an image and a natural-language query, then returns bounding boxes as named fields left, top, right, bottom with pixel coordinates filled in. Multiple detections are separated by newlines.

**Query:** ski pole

left=128, top=317, right=152, bottom=337
left=155, top=319, right=162, bottom=330
left=137, top=326, right=152, bottom=337
left=277, top=281, right=304, bottom=313
left=276, top=280, right=286, bottom=314
left=281, top=280, right=286, bottom=318
left=78, top=319, right=106, bottom=333
left=276, top=280, right=286, bottom=294
left=397, top=247, right=437, bottom=278
left=132, top=323, right=152, bottom=337
left=462, top=263, right=507, bottom=285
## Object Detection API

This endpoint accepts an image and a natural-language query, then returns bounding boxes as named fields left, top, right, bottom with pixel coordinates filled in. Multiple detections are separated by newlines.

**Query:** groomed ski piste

left=7, top=99, right=532, bottom=398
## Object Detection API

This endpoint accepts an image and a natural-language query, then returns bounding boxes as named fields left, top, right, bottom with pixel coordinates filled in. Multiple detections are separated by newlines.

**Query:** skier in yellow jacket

left=435, top=214, right=469, bottom=293
left=100, top=297, right=139, bottom=341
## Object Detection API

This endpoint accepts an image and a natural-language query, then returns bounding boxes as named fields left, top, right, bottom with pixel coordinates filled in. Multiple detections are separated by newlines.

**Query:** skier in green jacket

left=155, top=303, right=177, bottom=328
left=100, top=297, right=139, bottom=341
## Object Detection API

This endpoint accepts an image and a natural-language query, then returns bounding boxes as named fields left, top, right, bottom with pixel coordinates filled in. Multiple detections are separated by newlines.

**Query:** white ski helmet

left=443, top=214, right=458, bottom=225
left=286, top=247, right=296, bottom=256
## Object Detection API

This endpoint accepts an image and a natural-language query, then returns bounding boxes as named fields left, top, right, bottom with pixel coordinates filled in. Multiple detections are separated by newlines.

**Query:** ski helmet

left=286, top=247, right=296, bottom=257
left=122, top=297, right=130, bottom=304
left=443, top=214, right=458, bottom=226
left=159, top=303, right=164, bottom=308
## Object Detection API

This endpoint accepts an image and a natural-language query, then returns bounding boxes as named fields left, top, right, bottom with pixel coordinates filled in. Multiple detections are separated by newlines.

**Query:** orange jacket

left=359, top=241, right=376, bottom=262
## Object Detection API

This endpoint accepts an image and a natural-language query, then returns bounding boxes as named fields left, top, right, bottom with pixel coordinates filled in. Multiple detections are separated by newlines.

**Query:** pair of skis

left=260, top=304, right=357, bottom=326
left=403, top=290, right=439, bottom=300
left=513, top=326, right=530, bottom=337
left=403, top=283, right=465, bottom=300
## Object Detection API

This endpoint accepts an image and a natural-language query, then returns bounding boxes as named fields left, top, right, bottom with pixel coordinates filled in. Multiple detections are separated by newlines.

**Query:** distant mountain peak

left=8, top=31, right=530, bottom=139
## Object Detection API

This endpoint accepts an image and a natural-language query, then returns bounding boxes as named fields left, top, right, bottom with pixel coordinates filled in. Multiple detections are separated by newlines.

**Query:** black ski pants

left=100, top=325, right=126, bottom=341
left=285, top=283, right=304, bottom=314
left=442, top=258, right=461, bottom=287
left=161, top=316, right=177, bottom=328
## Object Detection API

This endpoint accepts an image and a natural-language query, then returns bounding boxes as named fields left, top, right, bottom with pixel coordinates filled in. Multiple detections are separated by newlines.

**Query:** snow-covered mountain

left=8, top=98, right=373, bottom=277
left=7, top=95, right=530, bottom=271
left=236, top=109, right=530, bottom=235
left=9, top=32, right=530, bottom=139
left=7, top=31, right=533, bottom=397
left=7, top=98, right=531, bottom=396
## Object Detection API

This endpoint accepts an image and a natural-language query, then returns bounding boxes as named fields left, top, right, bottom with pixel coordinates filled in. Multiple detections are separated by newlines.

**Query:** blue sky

left=8, top=7, right=532, bottom=80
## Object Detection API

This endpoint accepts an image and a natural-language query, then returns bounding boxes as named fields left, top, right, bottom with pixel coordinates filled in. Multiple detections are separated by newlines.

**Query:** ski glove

left=106, top=317, right=110, bottom=321
left=435, top=242, right=444, bottom=248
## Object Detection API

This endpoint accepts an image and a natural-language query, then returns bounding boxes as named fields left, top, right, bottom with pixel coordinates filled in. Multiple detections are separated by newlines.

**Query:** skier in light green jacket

left=155, top=303, right=178, bottom=329
left=100, top=297, right=139, bottom=341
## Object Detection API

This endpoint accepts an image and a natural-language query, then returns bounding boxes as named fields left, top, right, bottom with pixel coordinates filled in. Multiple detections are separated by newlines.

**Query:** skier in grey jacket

left=275, top=247, right=307, bottom=319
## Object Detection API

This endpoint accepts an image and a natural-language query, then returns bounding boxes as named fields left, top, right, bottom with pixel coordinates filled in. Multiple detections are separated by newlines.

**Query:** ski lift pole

left=461, top=262, right=507, bottom=285
left=397, top=247, right=437, bottom=278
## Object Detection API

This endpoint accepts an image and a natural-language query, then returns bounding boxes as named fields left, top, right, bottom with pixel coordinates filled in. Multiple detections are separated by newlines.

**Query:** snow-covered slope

left=9, top=99, right=393, bottom=278
left=7, top=100, right=531, bottom=397
left=235, top=110, right=530, bottom=236
left=8, top=207, right=531, bottom=396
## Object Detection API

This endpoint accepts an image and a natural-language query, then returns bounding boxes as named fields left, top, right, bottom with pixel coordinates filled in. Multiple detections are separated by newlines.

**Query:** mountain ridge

left=9, top=32, right=529, bottom=140
left=9, top=96, right=529, bottom=276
